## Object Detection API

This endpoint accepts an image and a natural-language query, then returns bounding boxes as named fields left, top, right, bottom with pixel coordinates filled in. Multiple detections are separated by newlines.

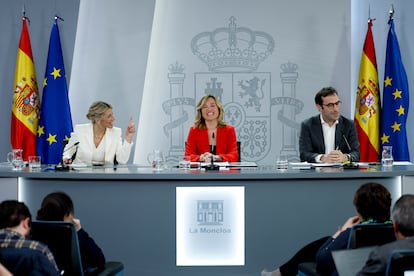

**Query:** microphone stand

left=55, top=142, right=79, bottom=171
left=205, top=133, right=219, bottom=171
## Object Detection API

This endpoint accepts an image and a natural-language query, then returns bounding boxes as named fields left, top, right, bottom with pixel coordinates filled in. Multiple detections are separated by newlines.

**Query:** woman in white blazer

left=63, top=101, right=135, bottom=165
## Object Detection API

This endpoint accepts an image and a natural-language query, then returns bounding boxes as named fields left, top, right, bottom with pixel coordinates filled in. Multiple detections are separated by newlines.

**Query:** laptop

left=332, top=246, right=377, bottom=276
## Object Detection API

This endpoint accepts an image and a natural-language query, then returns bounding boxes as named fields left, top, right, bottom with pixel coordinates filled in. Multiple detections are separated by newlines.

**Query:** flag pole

left=388, top=4, right=394, bottom=23
left=55, top=15, right=64, bottom=22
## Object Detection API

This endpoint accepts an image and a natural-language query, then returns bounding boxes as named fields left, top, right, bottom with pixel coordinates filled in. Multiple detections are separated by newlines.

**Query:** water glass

left=381, top=146, right=393, bottom=166
left=276, top=155, right=288, bottom=170
left=179, top=155, right=191, bottom=169
left=29, top=156, right=41, bottom=171
left=147, top=149, right=165, bottom=170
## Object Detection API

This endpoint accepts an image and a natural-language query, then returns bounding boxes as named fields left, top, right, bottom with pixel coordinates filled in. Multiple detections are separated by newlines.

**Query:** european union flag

left=36, top=18, right=73, bottom=164
left=380, top=18, right=409, bottom=161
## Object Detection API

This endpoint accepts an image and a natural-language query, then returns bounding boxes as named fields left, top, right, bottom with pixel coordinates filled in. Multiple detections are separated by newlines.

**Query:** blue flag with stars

left=381, top=18, right=409, bottom=161
left=36, top=18, right=73, bottom=164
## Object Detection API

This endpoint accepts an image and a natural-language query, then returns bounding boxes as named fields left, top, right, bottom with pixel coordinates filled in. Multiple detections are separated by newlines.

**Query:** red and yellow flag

left=10, top=17, right=40, bottom=160
left=354, top=19, right=381, bottom=162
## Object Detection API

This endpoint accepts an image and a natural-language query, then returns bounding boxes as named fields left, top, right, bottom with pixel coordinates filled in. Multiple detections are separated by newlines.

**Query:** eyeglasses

left=322, top=101, right=341, bottom=109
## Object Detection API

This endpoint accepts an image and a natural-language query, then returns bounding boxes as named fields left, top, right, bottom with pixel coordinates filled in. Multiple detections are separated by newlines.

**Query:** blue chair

left=30, top=220, right=124, bottom=276
left=385, top=249, right=414, bottom=276
left=347, top=223, right=395, bottom=249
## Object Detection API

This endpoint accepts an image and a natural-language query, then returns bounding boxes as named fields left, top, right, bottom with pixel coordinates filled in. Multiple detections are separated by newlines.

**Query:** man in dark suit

left=299, top=86, right=360, bottom=163
left=357, top=194, right=414, bottom=275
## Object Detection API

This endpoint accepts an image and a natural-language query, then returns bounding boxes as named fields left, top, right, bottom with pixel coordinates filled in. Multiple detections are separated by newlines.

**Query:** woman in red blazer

left=185, top=94, right=238, bottom=162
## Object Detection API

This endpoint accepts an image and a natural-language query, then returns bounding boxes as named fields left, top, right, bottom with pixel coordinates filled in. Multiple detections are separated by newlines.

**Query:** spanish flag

left=10, top=17, right=40, bottom=160
left=354, top=19, right=381, bottom=162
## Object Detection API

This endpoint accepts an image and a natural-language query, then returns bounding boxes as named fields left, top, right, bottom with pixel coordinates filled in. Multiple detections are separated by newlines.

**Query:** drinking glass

left=147, top=150, right=165, bottom=170
left=276, top=155, right=288, bottom=170
left=381, top=146, right=393, bottom=166
left=29, top=156, right=42, bottom=171
left=179, top=155, right=191, bottom=169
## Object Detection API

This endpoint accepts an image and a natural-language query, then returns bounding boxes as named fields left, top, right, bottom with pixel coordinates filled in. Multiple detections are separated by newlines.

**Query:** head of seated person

left=354, top=182, right=391, bottom=223
left=36, top=191, right=75, bottom=225
left=0, top=200, right=59, bottom=275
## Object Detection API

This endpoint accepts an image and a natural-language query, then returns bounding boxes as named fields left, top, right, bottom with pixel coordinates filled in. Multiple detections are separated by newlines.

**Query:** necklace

left=94, top=131, right=106, bottom=139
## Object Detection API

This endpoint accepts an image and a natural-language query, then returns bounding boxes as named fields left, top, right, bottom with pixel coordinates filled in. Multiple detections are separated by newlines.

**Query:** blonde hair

left=86, top=101, right=112, bottom=124
left=194, top=94, right=226, bottom=129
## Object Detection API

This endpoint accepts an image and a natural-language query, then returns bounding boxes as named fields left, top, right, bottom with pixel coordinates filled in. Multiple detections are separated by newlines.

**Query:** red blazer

left=185, top=125, right=239, bottom=162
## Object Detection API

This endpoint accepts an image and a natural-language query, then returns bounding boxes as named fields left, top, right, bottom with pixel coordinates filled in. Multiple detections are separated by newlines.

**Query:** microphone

left=63, top=142, right=80, bottom=153
left=55, top=142, right=80, bottom=171
left=205, top=132, right=219, bottom=171
left=342, top=135, right=358, bottom=168
left=342, top=135, right=352, bottom=152
left=211, top=133, right=215, bottom=155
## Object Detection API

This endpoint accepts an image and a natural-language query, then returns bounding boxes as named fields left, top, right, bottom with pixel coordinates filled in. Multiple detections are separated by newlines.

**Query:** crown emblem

left=191, top=16, right=274, bottom=72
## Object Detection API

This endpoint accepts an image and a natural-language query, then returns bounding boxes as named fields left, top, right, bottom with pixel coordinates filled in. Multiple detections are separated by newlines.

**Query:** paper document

left=289, top=162, right=312, bottom=169
left=227, top=162, right=258, bottom=167
left=310, top=163, right=342, bottom=167
left=200, top=162, right=229, bottom=167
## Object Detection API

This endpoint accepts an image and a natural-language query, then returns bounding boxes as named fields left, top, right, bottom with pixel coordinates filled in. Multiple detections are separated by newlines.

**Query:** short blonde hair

left=194, top=94, right=226, bottom=129
left=86, top=101, right=112, bottom=124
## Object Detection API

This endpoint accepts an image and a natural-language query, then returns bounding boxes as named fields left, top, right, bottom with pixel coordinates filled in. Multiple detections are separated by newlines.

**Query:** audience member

left=63, top=101, right=135, bottom=165
left=0, top=200, right=59, bottom=275
left=37, top=191, right=106, bottom=272
left=357, top=194, right=414, bottom=275
left=299, top=86, right=360, bottom=163
left=262, top=182, right=391, bottom=276
left=185, top=94, right=238, bottom=162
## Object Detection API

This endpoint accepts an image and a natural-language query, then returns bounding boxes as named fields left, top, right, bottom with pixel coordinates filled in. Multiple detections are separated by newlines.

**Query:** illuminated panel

left=176, top=186, right=244, bottom=266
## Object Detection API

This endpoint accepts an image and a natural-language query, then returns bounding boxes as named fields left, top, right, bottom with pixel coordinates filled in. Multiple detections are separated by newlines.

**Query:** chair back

left=30, top=220, right=83, bottom=276
left=347, top=223, right=396, bottom=249
left=332, top=246, right=377, bottom=276
left=385, top=249, right=414, bottom=276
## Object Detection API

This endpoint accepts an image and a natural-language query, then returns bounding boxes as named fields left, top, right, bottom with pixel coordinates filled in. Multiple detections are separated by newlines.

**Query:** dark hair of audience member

left=0, top=200, right=31, bottom=228
left=36, top=192, right=74, bottom=221
left=353, top=182, right=391, bottom=222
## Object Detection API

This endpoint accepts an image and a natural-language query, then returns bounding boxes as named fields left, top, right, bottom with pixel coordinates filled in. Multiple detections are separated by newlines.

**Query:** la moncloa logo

left=197, top=200, right=224, bottom=226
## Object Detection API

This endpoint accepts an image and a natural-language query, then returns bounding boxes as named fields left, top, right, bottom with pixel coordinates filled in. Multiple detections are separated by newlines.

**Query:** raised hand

left=125, top=117, right=136, bottom=143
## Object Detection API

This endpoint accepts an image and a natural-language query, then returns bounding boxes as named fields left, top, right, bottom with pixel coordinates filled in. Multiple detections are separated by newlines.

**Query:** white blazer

left=63, top=124, right=133, bottom=165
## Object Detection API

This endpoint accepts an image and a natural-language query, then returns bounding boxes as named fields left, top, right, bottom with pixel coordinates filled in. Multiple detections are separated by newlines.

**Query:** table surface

left=0, top=162, right=413, bottom=180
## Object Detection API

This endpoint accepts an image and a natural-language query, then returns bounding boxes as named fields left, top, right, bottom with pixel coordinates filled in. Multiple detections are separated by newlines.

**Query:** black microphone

left=55, top=142, right=80, bottom=171
left=342, top=135, right=352, bottom=152
left=342, top=135, right=358, bottom=168
left=205, top=132, right=219, bottom=171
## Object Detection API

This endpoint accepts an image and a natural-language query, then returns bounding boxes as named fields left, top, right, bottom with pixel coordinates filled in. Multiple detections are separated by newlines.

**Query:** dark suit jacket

left=357, top=236, right=414, bottom=275
left=299, top=115, right=360, bottom=162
